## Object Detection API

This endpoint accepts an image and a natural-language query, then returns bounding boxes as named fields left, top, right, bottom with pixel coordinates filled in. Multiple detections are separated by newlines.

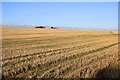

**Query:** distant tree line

left=35, top=26, right=58, bottom=29
left=35, top=26, right=46, bottom=28
left=50, top=26, right=58, bottom=29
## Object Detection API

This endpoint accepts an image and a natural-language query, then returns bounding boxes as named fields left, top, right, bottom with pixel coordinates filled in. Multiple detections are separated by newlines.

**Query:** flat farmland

left=2, top=27, right=120, bottom=78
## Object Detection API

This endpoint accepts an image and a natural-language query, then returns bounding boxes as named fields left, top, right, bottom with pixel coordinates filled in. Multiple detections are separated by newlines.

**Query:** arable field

left=2, top=27, right=120, bottom=78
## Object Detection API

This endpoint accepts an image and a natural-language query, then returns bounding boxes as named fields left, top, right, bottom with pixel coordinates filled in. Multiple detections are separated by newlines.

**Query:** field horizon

left=1, top=25, right=118, bottom=31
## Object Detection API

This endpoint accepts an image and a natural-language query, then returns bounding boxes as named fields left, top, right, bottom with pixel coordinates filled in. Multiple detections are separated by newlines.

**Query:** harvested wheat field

left=2, top=27, right=120, bottom=78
